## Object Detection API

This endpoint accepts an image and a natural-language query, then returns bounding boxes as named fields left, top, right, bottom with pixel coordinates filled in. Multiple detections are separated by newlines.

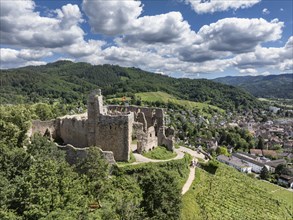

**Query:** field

left=135, top=91, right=225, bottom=115
left=258, top=98, right=293, bottom=109
left=181, top=164, right=293, bottom=220
left=143, top=146, right=177, bottom=160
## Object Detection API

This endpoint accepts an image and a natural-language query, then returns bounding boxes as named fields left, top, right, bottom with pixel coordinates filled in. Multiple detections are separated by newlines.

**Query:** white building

left=217, top=155, right=252, bottom=173
left=232, top=152, right=265, bottom=173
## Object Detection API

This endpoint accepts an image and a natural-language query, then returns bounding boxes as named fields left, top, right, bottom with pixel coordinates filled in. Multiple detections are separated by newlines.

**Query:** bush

left=200, top=160, right=219, bottom=174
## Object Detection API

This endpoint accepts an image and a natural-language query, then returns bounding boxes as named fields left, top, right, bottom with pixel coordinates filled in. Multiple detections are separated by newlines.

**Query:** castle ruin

left=28, top=89, right=174, bottom=162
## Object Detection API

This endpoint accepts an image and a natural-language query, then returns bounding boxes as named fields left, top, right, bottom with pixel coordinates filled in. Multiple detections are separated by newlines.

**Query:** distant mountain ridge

left=214, top=74, right=293, bottom=99
left=0, top=61, right=262, bottom=110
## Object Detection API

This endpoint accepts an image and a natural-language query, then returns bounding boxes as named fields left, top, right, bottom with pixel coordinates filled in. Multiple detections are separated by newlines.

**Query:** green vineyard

left=181, top=164, right=293, bottom=220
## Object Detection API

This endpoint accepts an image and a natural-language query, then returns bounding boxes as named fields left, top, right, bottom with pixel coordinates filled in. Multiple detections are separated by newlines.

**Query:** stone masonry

left=28, top=89, right=174, bottom=162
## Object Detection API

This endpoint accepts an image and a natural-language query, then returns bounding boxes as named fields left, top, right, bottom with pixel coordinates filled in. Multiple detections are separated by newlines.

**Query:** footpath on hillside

left=132, top=146, right=206, bottom=164
left=122, top=146, right=207, bottom=194
left=182, top=166, right=196, bottom=195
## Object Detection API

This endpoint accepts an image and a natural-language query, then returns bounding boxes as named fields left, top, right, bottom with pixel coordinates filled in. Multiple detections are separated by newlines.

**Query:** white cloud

left=185, top=0, right=261, bottom=14
left=61, top=39, right=106, bottom=58
left=233, top=36, right=293, bottom=72
left=0, top=0, right=106, bottom=68
left=82, top=0, right=197, bottom=47
left=198, top=18, right=283, bottom=52
left=120, top=12, right=198, bottom=46
left=82, top=0, right=142, bottom=35
left=99, top=45, right=233, bottom=75
left=0, top=1, right=84, bottom=48
left=0, top=0, right=290, bottom=77
left=280, top=59, right=293, bottom=71
left=239, top=68, right=258, bottom=74
left=177, top=18, right=284, bottom=62
left=0, top=48, right=48, bottom=68
left=262, top=8, right=270, bottom=15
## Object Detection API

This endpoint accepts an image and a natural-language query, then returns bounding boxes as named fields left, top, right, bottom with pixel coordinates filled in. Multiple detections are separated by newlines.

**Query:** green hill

left=181, top=164, right=293, bottom=220
left=135, top=91, right=225, bottom=116
left=214, top=74, right=293, bottom=99
left=0, top=61, right=262, bottom=111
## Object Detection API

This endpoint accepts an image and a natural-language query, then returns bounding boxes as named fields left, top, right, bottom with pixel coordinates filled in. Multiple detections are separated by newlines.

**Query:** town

left=160, top=100, right=293, bottom=189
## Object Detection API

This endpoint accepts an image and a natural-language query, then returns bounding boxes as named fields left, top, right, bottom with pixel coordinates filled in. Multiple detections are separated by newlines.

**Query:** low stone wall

left=58, top=144, right=116, bottom=165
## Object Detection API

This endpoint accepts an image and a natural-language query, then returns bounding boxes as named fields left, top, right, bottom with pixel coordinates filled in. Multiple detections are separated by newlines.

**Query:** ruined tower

left=29, top=89, right=173, bottom=162
left=87, top=89, right=133, bottom=161
left=87, top=89, right=105, bottom=146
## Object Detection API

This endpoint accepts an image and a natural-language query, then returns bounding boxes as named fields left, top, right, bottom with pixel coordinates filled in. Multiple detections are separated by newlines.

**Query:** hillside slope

left=0, top=61, right=262, bottom=110
left=181, top=164, right=293, bottom=220
left=214, top=74, right=293, bottom=99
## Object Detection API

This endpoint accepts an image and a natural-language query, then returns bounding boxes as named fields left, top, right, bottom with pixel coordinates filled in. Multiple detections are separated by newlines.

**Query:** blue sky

left=1, top=0, right=292, bottom=79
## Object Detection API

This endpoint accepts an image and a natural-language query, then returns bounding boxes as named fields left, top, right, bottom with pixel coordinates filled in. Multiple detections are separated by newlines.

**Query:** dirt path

left=132, top=146, right=207, bottom=164
left=182, top=166, right=196, bottom=195
left=132, top=148, right=185, bottom=164
left=178, top=146, right=207, bottom=161
left=126, top=146, right=207, bottom=194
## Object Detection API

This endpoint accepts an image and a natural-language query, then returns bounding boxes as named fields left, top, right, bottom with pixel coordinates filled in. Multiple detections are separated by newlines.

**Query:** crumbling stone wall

left=58, top=144, right=116, bottom=165
left=108, top=105, right=164, bottom=134
left=93, top=114, right=133, bottom=161
left=108, top=105, right=171, bottom=153
left=86, top=90, right=133, bottom=161
left=29, top=90, right=174, bottom=162
left=158, top=127, right=174, bottom=151
left=59, top=117, right=88, bottom=148
left=145, top=126, right=158, bottom=151
left=27, top=119, right=58, bottom=140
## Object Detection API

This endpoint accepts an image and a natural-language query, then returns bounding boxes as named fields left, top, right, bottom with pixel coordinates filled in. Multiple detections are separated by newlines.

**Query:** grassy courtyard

left=143, top=146, right=177, bottom=160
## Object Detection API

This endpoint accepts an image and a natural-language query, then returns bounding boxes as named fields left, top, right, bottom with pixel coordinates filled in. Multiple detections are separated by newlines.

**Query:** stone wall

left=144, top=126, right=158, bottom=151
left=109, top=105, right=171, bottom=153
left=58, top=144, right=116, bottom=165
left=108, top=105, right=164, bottom=133
left=28, top=90, right=174, bottom=162
left=158, top=127, right=174, bottom=151
left=28, top=119, right=58, bottom=139
left=59, top=117, right=88, bottom=148
left=94, top=114, right=133, bottom=161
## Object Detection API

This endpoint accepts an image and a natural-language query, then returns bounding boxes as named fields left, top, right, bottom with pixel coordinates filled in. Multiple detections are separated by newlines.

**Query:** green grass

left=143, top=146, right=177, bottom=160
left=118, top=154, right=192, bottom=189
left=181, top=169, right=208, bottom=220
left=258, top=98, right=293, bottom=109
left=107, top=96, right=131, bottom=102
left=174, top=143, right=181, bottom=149
left=135, top=91, right=225, bottom=117
left=106, top=91, right=225, bottom=118
left=181, top=164, right=293, bottom=220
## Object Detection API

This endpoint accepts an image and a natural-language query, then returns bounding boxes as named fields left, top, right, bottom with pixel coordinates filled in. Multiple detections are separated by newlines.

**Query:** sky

left=0, top=0, right=292, bottom=79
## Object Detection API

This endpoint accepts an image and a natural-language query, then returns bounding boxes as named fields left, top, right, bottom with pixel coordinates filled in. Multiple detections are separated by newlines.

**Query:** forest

left=0, top=105, right=190, bottom=219
left=214, top=73, right=293, bottom=99
left=0, top=60, right=263, bottom=111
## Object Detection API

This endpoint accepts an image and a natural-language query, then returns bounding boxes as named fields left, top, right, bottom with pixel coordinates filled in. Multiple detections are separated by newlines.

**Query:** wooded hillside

left=1, top=61, right=262, bottom=110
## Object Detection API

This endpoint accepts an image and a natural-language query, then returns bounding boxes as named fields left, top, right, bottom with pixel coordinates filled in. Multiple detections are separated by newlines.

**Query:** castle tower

left=88, top=89, right=106, bottom=119
left=87, top=89, right=106, bottom=146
